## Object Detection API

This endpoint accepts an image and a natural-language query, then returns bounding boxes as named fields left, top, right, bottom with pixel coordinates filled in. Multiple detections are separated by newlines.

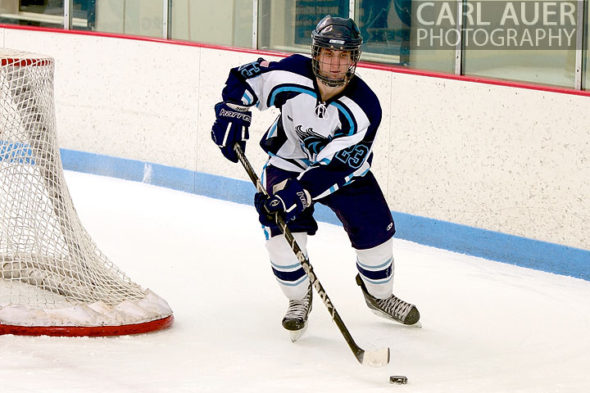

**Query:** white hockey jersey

left=221, top=54, right=382, bottom=201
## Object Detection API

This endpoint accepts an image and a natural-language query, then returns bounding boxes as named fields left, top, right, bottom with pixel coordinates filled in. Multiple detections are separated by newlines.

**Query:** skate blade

left=370, top=309, right=422, bottom=328
left=287, top=323, right=308, bottom=342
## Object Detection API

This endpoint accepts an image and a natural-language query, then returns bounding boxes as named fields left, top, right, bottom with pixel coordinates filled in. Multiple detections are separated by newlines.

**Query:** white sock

left=266, top=232, right=309, bottom=300
left=355, top=238, right=394, bottom=299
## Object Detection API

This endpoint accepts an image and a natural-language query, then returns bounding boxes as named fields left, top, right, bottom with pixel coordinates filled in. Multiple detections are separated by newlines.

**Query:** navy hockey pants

left=261, top=165, right=395, bottom=250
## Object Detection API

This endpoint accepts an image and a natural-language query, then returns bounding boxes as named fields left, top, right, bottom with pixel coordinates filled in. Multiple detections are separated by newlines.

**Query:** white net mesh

left=0, top=49, right=172, bottom=332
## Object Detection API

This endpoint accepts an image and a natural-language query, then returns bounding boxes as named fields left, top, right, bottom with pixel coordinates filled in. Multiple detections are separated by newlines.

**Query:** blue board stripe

left=60, top=148, right=590, bottom=281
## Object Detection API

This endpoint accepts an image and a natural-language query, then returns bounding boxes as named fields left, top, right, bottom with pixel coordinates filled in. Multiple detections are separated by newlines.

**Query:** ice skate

left=282, top=285, right=312, bottom=342
left=355, top=274, right=420, bottom=326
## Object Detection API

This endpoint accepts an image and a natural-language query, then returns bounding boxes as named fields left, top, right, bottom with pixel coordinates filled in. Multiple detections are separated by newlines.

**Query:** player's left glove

left=211, top=101, right=251, bottom=163
left=254, top=179, right=312, bottom=225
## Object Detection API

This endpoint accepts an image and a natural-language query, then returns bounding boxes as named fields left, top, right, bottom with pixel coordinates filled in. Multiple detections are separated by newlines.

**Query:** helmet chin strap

left=316, top=66, right=355, bottom=88
left=317, top=75, right=346, bottom=88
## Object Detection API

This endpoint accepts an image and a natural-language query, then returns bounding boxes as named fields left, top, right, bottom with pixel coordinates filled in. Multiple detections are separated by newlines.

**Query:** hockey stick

left=233, top=144, right=390, bottom=368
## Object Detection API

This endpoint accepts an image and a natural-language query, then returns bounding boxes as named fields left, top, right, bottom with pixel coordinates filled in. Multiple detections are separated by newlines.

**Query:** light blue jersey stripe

left=242, top=91, right=254, bottom=105
left=269, top=86, right=316, bottom=106
left=331, top=102, right=355, bottom=135
left=267, top=120, right=278, bottom=138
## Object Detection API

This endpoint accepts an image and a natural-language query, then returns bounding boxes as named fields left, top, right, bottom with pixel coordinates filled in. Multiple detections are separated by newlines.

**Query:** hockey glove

left=254, top=179, right=312, bottom=225
left=211, top=101, right=252, bottom=163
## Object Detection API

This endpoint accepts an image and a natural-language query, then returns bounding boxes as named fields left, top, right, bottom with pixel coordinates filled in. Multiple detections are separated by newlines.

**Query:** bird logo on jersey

left=295, top=125, right=332, bottom=157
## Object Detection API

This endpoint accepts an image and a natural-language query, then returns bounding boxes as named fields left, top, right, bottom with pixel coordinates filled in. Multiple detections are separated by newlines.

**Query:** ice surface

left=0, top=170, right=588, bottom=393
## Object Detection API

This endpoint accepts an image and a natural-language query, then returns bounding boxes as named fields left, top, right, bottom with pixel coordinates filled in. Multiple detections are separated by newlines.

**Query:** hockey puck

left=389, top=375, right=408, bottom=384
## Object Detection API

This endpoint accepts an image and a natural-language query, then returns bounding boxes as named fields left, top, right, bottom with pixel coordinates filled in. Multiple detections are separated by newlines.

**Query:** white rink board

left=0, top=27, right=588, bottom=251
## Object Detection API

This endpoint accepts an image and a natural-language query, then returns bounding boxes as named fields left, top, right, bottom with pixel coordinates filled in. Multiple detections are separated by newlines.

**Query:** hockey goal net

left=0, top=48, right=173, bottom=336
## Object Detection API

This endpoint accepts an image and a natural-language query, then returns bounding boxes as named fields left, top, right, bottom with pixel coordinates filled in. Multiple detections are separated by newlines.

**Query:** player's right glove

left=254, top=179, right=312, bottom=225
left=211, top=101, right=251, bottom=163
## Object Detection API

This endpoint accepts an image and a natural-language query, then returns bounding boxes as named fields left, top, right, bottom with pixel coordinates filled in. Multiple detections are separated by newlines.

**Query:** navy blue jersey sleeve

left=221, top=55, right=313, bottom=109
left=221, top=58, right=268, bottom=106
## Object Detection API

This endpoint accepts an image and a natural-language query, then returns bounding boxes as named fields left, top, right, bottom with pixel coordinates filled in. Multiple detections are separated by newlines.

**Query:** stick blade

left=357, top=347, right=390, bottom=367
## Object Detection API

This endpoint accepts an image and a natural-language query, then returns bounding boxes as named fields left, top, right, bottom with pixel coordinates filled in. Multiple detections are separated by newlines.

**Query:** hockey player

left=211, top=15, right=420, bottom=339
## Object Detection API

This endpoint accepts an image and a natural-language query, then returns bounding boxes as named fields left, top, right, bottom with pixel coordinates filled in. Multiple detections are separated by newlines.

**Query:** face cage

left=311, top=44, right=361, bottom=87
